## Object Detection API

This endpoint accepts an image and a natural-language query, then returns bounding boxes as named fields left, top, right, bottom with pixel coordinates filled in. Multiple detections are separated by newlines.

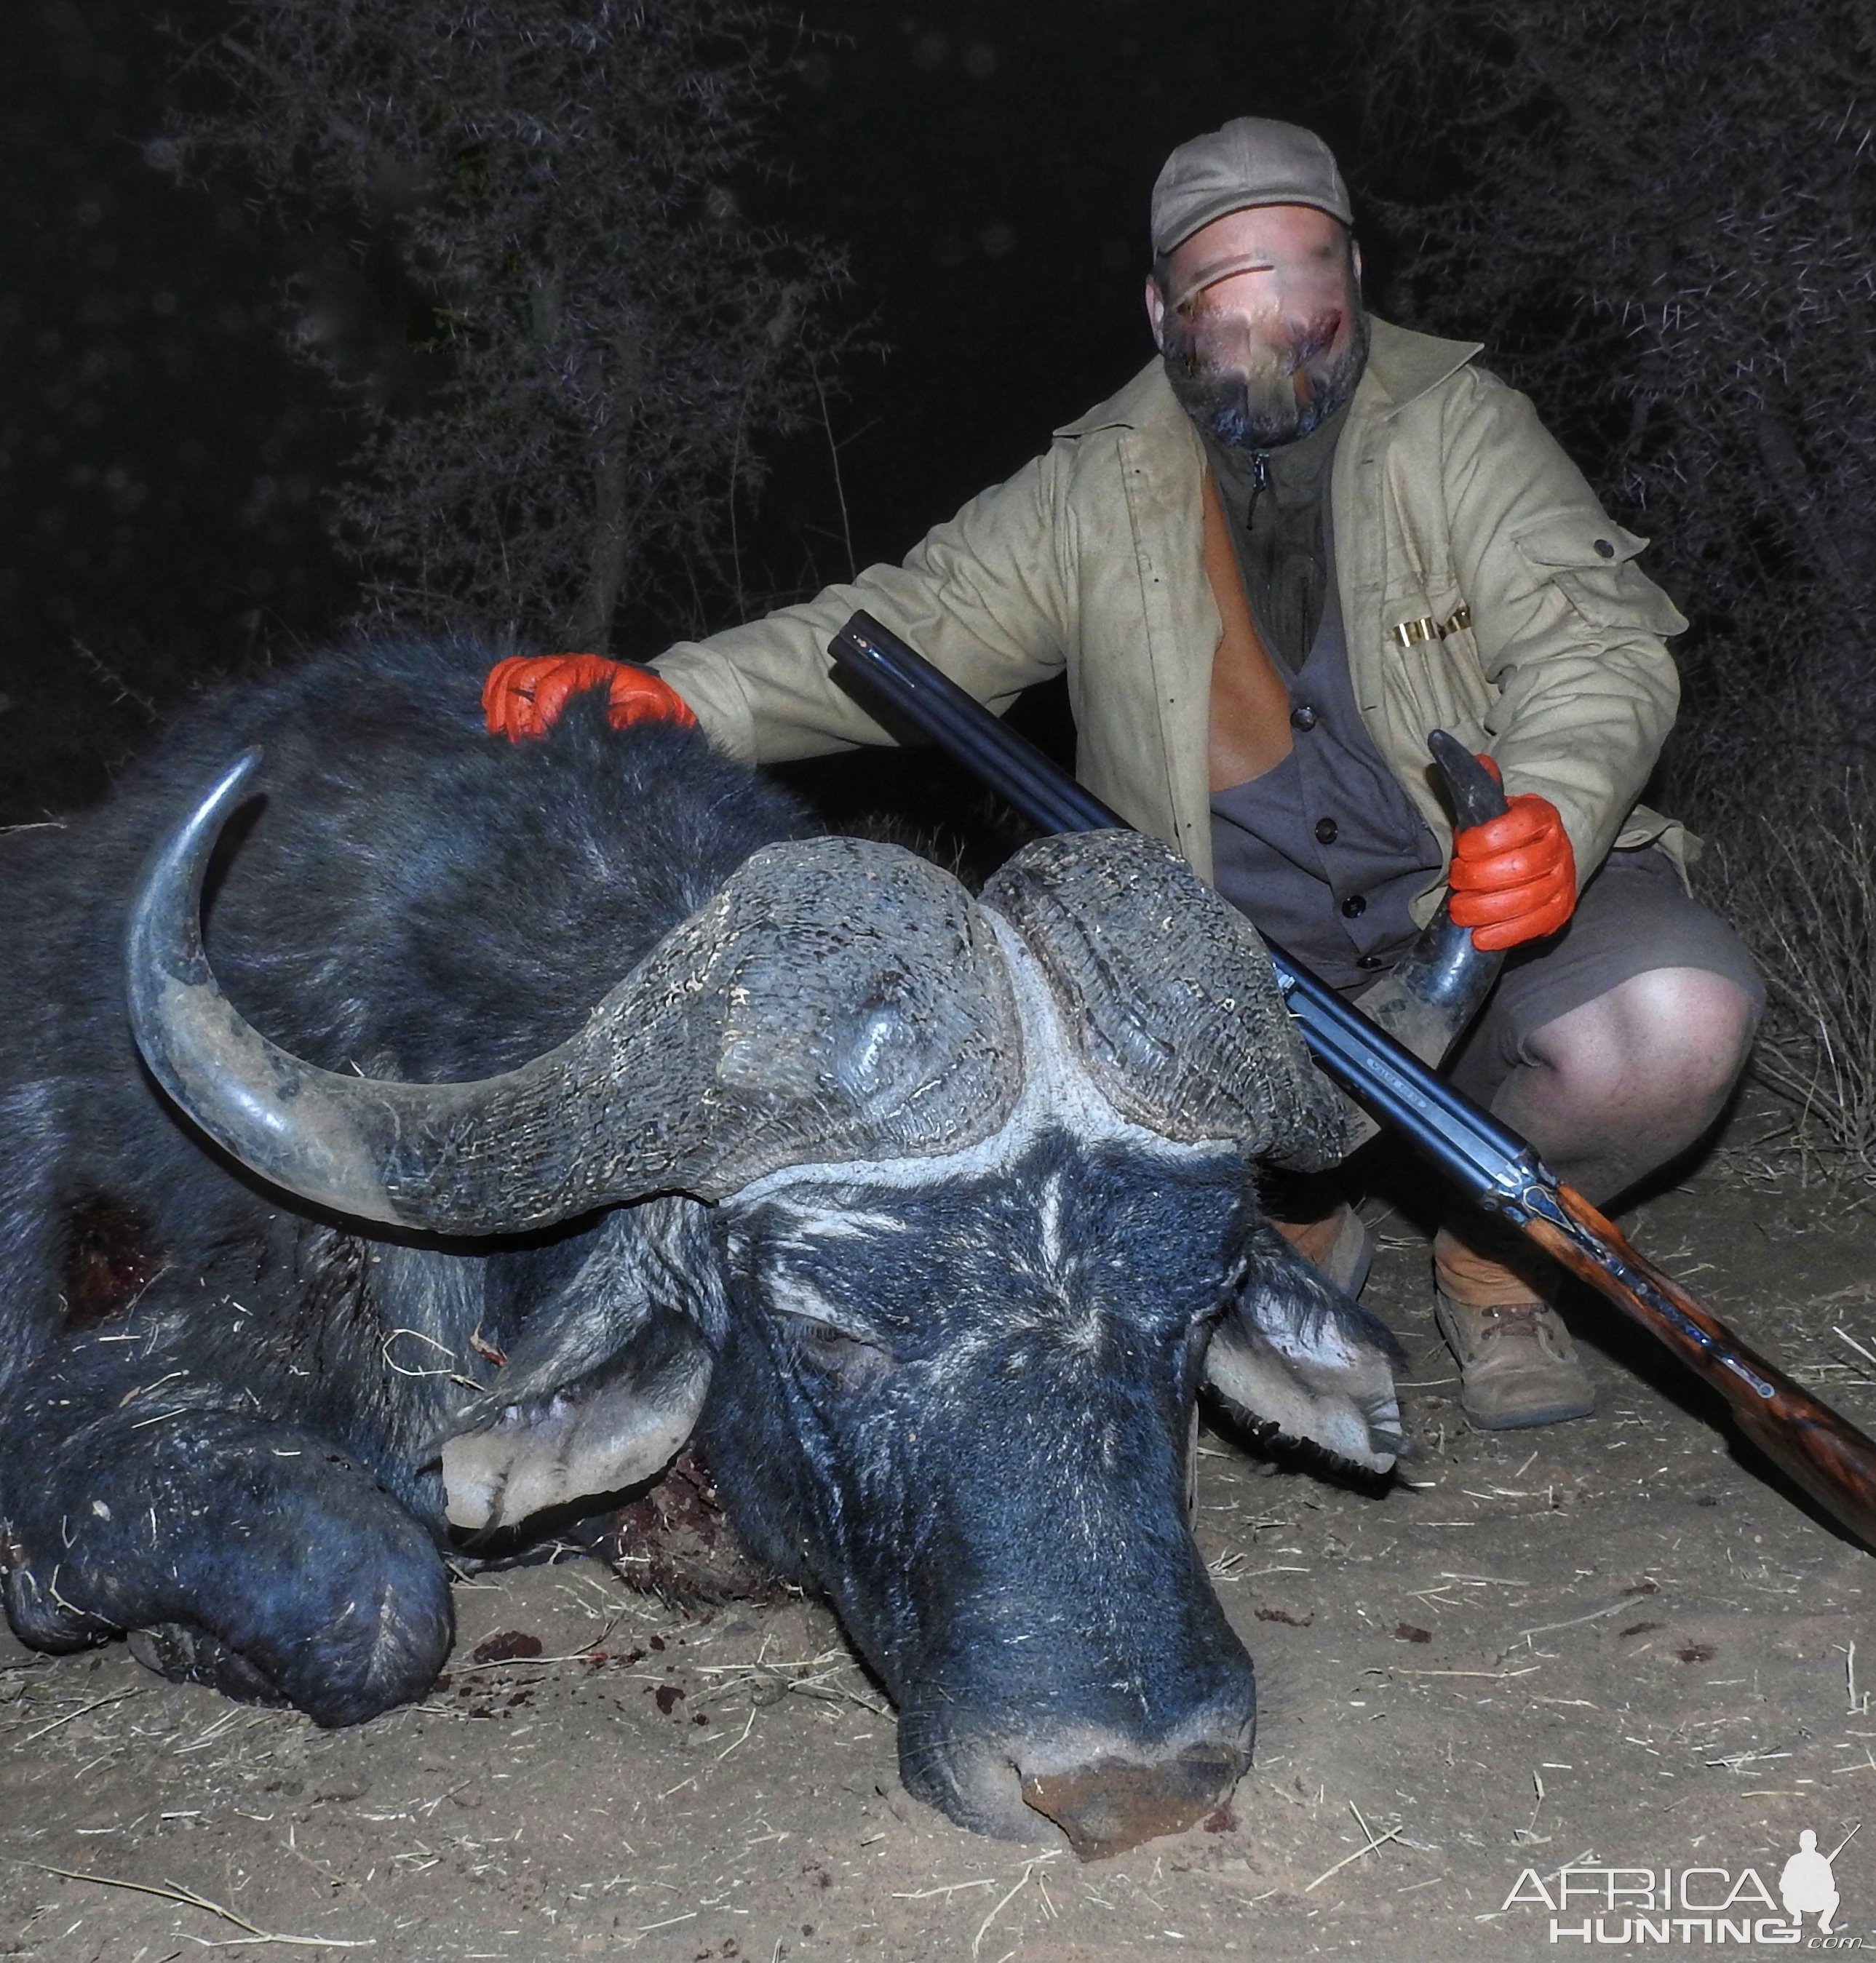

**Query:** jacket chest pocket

left=1382, top=581, right=1494, bottom=741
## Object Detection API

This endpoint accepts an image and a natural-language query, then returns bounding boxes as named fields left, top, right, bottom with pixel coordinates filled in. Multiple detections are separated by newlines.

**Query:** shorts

left=1442, top=846, right=1765, bottom=1106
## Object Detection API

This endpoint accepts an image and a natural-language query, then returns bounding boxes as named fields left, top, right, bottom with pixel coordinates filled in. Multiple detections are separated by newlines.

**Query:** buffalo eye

left=1184, top=1279, right=1241, bottom=1379
left=1193, top=1261, right=1247, bottom=1328
left=1217, top=1251, right=1254, bottom=1309
left=777, top=1313, right=893, bottom=1390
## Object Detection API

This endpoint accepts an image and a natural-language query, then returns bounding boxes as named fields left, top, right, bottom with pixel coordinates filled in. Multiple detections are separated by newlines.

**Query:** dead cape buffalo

left=0, top=634, right=1406, bottom=1856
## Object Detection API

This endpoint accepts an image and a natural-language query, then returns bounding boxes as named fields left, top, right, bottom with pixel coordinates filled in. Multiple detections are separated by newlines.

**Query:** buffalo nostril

left=1020, top=1743, right=1244, bottom=1861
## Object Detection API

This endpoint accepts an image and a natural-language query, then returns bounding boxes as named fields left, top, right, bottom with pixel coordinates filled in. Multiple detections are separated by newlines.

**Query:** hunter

left=485, top=117, right=1761, bottom=1431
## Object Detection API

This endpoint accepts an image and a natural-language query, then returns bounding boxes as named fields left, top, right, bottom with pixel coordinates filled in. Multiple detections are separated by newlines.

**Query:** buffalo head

left=127, top=752, right=1401, bottom=1852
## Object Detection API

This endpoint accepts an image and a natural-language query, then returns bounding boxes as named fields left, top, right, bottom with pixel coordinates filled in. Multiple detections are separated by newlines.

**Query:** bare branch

left=172, top=0, right=856, bottom=650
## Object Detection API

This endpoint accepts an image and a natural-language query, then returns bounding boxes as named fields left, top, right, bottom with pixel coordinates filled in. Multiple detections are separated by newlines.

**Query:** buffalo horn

left=1348, top=731, right=1509, bottom=1064
left=127, top=753, right=1022, bottom=1235
left=979, top=829, right=1354, bottom=1171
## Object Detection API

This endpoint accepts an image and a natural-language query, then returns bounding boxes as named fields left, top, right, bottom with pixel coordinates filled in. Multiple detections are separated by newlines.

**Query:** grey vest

left=1209, top=522, right=1445, bottom=995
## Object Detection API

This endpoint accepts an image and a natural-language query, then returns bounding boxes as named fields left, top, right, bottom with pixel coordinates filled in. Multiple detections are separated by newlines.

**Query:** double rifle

left=828, top=609, right=1876, bottom=1553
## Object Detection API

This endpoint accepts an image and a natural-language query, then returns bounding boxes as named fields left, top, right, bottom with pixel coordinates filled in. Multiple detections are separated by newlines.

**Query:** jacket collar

left=1052, top=315, right=1482, bottom=442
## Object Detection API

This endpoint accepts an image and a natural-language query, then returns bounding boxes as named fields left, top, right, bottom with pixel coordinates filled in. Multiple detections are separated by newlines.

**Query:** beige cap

left=1150, top=117, right=1352, bottom=258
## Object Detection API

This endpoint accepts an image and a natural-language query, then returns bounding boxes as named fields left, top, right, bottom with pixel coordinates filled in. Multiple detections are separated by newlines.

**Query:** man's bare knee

left=1613, top=967, right=1756, bottom=1101
left=1524, top=967, right=1755, bottom=1120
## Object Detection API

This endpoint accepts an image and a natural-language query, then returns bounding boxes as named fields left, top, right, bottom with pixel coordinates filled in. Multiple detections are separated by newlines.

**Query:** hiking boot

left=1431, top=1288, right=1595, bottom=1430
left=1274, top=1201, right=1375, bottom=1297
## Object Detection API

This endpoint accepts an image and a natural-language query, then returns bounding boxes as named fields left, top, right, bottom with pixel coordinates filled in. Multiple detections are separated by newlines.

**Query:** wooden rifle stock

left=1521, top=1184, right=1876, bottom=1548
left=827, top=608, right=1876, bottom=1553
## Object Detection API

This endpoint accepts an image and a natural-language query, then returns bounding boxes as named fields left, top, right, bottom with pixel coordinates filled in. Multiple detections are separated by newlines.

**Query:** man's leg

left=1491, top=965, right=1758, bottom=1204
left=1435, top=963, right=1758, bottom=1427
left=1268, top=1166, right=1375, bottom=1295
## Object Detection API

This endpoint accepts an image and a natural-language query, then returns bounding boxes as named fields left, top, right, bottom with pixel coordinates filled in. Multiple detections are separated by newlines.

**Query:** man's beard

left=1161, top=304, right=1370, bottom=450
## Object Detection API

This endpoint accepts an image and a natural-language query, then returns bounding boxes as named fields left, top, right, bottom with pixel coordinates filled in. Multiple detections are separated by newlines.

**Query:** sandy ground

left=1, top=1128, right=1872, bottom=1963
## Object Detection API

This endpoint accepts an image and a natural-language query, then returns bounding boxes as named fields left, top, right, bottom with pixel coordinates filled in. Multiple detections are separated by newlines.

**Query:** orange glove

left=482, top=653, right=697, bottom=741
left=1446, top=757, right=1576, bottom=952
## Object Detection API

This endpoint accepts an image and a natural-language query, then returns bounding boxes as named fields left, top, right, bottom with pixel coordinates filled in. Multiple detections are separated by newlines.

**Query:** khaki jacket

left=655, top=317, right=1692, bottom=922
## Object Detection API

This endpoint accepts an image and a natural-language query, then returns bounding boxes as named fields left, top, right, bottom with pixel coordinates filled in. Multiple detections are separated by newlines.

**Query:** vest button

left=1289, top=704, right=1318, bottom=730
left=1314, top=817, right=1340, bottom=845
left=1340, top=893, right=1367, bottom=918
left=1594, top=537, right=1615, bottom=558
left=1357, top=954, right=1384, bottom=971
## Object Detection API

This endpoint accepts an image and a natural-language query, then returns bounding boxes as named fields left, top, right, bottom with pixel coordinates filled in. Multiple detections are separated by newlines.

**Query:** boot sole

left=1460, top=1391, right=1596, bottom=1431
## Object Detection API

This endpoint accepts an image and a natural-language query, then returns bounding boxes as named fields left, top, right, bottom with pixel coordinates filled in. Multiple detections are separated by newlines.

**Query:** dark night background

left=4, top=1, right=1869, bottom=862
left=1, top=0, right=1390, bottom=824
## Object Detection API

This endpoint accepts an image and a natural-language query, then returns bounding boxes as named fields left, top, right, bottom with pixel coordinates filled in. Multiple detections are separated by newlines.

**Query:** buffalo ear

left=440, top=1305, right=710, bottom=1532
left=435, top=1196, right=721, bottom=1534
left=1203, top=1227, right=1405, bottom=1476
